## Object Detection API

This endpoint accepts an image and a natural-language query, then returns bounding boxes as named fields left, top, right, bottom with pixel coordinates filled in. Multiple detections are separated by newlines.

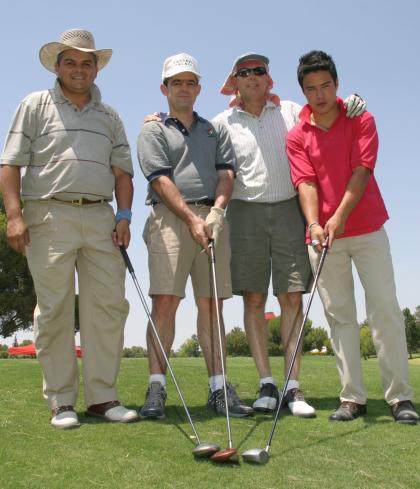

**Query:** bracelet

left=307, top=221, right=319, bottom=231
left=116, top=208, right=132, bottom=224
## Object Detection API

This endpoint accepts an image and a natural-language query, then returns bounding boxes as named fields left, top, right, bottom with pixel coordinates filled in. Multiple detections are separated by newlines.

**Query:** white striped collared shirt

left=213, top=100, right=301, bottom=203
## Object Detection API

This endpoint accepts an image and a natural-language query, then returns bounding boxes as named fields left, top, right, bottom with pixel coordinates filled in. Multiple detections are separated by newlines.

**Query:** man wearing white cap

left=0, top=28, right=137, bottom=428
left=137, top=53, right=253, bottom=419
left=213, top=53, right=366, bottom=417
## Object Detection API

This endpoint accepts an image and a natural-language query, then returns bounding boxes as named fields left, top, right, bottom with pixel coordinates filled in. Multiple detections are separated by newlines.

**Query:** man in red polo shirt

left=286, top=50, right=418, bottom=424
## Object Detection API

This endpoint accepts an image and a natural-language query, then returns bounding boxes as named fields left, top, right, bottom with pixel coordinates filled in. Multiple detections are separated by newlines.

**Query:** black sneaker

left=207, top=382, right=254, bottom=418
left=139, top=381, right=167, bottom=419
left=391, top=400, right=419, bottom=425
left=253, top=383, right=279, bottom=412
left=329, top=401, right=366, bottom=421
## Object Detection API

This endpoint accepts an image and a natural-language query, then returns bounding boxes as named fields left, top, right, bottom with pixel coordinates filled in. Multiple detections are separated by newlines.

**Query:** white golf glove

left=344, top=93, right=366, bottom=118
left=205, top=207, right=225, bottom=246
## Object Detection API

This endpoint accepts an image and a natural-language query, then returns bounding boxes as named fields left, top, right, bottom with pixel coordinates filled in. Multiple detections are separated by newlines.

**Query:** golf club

left=207, top=242, right=238, bottom=463
left=242, top=242, right=328, bottom=464
left=120, top=246, right=220, bottom=459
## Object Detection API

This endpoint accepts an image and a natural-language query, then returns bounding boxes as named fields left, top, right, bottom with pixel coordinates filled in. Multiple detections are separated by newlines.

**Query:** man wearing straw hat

left=0, top=28, right=137, bottom=429
left=213, top=53, right=366, bottom=417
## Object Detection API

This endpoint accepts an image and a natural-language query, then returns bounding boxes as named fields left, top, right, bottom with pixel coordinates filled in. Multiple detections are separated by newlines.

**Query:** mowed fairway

left=1, top=356, right=419, bottom=489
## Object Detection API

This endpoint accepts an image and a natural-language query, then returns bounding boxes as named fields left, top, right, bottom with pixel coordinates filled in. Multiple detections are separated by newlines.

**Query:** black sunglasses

left=235, top=67, right=268, bottom=78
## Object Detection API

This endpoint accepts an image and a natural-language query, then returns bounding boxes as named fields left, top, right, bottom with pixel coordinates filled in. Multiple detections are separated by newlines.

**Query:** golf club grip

left=120, top=246, right=134, bottom=274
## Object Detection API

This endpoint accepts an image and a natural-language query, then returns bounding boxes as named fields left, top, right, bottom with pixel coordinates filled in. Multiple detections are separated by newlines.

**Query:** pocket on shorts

left=144, top=207, right=180, bottom=254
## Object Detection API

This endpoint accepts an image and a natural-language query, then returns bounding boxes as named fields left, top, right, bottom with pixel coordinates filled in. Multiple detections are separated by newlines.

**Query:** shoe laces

left=258, top=383, right=278, bottom=399
left=144, top=382, right=166, bottom=409
left=209, top=383, right=243, bottom=408
left=286, top=388, right=306, bottom=403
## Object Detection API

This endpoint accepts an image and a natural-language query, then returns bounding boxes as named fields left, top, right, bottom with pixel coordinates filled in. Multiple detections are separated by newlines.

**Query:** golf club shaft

left=209, top=242, right=233, bottom=449
left=264, top=244, right=328, bottom=452
left=120, top=246, right=201, bottom=443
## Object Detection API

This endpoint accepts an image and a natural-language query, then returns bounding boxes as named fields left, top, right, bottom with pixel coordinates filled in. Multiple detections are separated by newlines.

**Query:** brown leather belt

left=51, top=197, right=105, bottom=206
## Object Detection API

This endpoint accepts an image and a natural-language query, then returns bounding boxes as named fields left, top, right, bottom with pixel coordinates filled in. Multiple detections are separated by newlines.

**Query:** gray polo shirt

left=0, top=80, right=133, bottom=201
left=137, top=112, right=235, bottom=205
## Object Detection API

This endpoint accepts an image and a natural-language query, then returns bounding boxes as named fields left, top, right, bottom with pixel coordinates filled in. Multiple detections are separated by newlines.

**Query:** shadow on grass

left=309, top=396, right=417, bottom=424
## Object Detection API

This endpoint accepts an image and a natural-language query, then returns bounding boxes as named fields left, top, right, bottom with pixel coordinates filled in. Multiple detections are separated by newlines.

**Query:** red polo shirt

left=286, top=98, right=388, bottom=240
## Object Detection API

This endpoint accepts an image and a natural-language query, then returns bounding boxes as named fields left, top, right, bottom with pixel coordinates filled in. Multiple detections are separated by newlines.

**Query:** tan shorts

left=143, top=203, right=232, bottom=299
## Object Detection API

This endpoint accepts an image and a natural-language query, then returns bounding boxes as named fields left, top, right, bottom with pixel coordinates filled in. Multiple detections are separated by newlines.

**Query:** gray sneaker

left=253, top=383, right=279, bottom=412
left=139, top=381, right=167, bottom=419
left=207, top=382, right=254, bottom=418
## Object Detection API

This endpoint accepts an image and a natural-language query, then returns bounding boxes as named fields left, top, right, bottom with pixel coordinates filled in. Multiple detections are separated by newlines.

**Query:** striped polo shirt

left=212, top=100, right=300, bottom=203
left=137, top=112, right=235, bottom=205
left=0, top=80, right=133, bottom=201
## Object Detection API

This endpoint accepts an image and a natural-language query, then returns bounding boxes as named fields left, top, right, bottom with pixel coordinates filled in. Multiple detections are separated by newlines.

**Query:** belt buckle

left=71, top=197, right=84, bottom=206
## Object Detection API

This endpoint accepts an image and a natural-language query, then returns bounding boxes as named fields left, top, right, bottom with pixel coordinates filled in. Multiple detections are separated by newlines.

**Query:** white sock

left=209, top=375, right=224, bottom=392
left=260, top=377, right=276, bottom=387
left=150, top=374, right=166, bottom=387
left=284, top=379, right=299, bottom=393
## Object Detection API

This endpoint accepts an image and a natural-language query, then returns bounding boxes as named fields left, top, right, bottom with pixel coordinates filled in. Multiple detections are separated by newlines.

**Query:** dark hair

left=162, top=74, right=199, bottom=87
left=297, top=50, right=338, bottom=89
left=56, top=50, right=97, bottom=66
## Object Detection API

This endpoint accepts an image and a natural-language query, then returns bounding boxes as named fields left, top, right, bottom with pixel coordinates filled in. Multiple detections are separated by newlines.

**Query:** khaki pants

left=24, top=200, right=129, bottom=409
left=308, top=227, right=412, bottom=405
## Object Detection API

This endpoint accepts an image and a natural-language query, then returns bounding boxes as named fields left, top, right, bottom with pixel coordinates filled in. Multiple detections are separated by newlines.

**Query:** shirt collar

left=52, top=79, right=102, bottom=106
left=235, top=99, right=277, bottom=117
left=161, top=111, right=205, bottom=135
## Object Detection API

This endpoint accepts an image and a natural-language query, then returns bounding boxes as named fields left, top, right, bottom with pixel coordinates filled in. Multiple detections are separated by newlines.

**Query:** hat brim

left=39, top=42, right=112, bottom=73
left=162, top=68, right=201, bottom=82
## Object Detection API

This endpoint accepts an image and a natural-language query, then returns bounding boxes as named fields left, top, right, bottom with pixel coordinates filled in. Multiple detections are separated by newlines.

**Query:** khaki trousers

left=308, top=227, right=412, bottom=405
left=24, top=200, right=129, bottom=409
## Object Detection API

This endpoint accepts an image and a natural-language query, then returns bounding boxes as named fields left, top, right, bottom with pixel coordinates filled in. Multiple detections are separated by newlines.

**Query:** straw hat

left=39, top=28, right=112, bottom=73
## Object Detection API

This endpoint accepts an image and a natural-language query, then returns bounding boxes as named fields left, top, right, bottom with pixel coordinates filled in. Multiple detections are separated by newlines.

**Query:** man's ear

left=160, top=83, right=168, bottom=96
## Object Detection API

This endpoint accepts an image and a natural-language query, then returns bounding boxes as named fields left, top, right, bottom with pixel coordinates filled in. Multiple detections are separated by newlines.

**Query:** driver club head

left=242, top=448, right=269, bottom=464
left=192, top=442, right=221, bottom=458
left=210, top=448, right=238, bottom=463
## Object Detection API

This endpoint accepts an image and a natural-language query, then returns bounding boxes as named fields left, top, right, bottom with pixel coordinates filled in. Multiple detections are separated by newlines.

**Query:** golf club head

left=242, top=448, right=269, bottom=464
left=210, top=448, right=238, bottom=463
left=192, top=442, right=220, bottom=458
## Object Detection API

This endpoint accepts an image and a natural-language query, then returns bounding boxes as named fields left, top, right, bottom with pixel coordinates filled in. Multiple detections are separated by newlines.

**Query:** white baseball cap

left=162, top=53, right=201, bottom=82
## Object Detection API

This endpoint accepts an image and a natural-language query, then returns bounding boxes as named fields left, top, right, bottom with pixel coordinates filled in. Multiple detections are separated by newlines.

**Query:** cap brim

left=39, top=42, right=112, bottom=73
left=234, top=53, right=269, bottom=67
left=162, top=68, right=201, bottom=82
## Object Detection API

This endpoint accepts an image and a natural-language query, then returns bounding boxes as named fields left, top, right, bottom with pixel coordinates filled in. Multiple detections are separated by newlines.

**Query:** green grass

left=1, top=356, right=419, bottom=489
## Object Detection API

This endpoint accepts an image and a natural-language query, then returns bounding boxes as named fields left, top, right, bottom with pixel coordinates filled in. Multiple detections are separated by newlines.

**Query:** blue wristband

left=116, top=208, right=132, bottom=224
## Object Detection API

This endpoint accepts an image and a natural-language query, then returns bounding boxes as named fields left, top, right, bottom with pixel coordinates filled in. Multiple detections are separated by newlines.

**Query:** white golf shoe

left=283, top=388, right=316, bottom=418
left=51, top=406, right=80, bottom=429
left=86, top=400, right=139, bottom=423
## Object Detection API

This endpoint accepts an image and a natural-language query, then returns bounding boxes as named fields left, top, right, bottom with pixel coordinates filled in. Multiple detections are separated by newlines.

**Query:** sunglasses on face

left=235, top=66, right=268, bottom=77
